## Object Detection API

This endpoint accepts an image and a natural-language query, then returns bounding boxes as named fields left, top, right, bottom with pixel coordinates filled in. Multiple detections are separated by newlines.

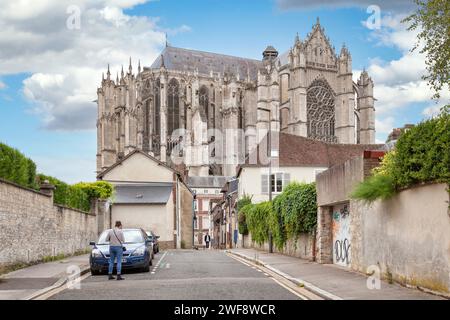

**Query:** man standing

left=204, top=232, right=211, bottom=249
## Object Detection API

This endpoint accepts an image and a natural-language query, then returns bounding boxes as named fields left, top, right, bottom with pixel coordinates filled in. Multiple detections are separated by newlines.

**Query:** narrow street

left=50, top=250, right=301, bottom=300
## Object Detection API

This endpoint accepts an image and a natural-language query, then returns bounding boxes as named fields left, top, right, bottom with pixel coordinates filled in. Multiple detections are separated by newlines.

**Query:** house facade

left=97, top=150, right=194, bottom=249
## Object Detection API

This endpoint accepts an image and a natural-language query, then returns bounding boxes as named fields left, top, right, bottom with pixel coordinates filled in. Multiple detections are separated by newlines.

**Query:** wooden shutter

left=261, top=174, right=268, bottom=194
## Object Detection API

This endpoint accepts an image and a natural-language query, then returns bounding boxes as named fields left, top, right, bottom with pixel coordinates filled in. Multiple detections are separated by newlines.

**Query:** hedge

left=240, top=182, right=318, bottom=249
left=352, top=110, right=450, bottom=202
left=0, top=142, right=38, bottom=189
left=38, top=175, right=114, bottom=212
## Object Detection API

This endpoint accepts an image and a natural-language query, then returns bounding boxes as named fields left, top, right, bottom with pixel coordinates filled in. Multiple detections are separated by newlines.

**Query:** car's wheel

left=90, top=268, right=100, bottom=276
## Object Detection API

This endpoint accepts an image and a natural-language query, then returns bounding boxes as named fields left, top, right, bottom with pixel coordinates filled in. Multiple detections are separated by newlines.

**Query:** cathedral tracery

left=306, top=78, right=337, bottom=143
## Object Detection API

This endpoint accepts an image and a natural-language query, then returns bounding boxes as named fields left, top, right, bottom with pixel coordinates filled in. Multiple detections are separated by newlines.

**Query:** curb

left=227, top=250, right=343, bottom=300
left=23, top=265, right=91, bottom=300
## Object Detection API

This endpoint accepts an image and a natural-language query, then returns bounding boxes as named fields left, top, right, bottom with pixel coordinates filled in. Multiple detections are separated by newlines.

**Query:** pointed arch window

left=199, top=85, right=209, bottom=124
left=167, top=78, right=180, bottom=136
left=306, top=79, right=337, bottom=143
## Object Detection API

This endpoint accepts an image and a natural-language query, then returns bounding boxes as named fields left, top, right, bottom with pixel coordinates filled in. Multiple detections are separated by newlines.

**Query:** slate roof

left=150, top=46, right=262, bottom=81
left=240, top=132, right=384, bottom=170
left=114, top=183, right=173, bottom=204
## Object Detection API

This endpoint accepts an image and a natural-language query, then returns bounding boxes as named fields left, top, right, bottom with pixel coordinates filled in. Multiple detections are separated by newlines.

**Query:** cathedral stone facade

left=96, top=19, right=375, bottom=177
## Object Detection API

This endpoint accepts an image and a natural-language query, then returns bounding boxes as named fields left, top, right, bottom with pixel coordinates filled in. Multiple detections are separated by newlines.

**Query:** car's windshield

left=97, top=229, right=144, bottom=244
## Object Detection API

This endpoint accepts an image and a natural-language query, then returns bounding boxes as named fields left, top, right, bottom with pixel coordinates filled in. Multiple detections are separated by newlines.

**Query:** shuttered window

left=261, top=173, right=291, bottom=194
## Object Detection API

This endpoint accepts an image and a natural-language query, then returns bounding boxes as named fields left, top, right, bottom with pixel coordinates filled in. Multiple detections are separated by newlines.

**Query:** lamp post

left=268, top=108, right=274, bottom=254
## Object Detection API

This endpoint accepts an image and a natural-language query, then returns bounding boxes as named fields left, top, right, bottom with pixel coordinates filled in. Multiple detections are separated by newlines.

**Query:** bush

left=0, top=143, right=38, bottom=189
left=351, top=174, right=396, bottom=202
left=37, top=175, right=114, bottom=212
left=352, top=111, right=450, bottom=202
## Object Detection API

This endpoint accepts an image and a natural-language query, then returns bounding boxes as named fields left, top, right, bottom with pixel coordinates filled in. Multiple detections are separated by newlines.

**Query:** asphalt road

left=51, top=250, right=300, bottom=300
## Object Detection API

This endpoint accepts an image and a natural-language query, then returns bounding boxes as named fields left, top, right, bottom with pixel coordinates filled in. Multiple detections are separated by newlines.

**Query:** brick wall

left=0, top=179, right=97, bottom=266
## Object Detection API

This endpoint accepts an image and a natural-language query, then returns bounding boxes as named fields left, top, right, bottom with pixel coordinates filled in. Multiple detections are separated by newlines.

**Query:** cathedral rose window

left=306, top=78, right=337, bottom=143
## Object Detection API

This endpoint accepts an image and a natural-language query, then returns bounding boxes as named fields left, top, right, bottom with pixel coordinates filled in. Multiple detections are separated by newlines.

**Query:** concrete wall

left=352, top=183, right=450, bottom=294
left=239, top=166, right=327, bottom=203
left=0, top=179, right=97, bottom=266
left=316, top=152, right=450, bottom=294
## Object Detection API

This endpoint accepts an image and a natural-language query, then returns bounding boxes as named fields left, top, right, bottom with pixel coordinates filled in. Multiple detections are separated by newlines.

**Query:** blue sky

left=0, top=0, right=447, bottom=183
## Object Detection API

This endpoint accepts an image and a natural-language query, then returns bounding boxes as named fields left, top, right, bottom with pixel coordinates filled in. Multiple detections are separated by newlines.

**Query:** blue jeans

left=108, top=246, right=123, bottom=275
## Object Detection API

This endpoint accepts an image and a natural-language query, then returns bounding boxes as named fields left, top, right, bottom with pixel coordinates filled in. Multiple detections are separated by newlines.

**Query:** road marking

left=226, top=252, right=322, bottom=300
left=166, top=263, right=170, bottom=269
left=271, top=277, right=309, bottom=300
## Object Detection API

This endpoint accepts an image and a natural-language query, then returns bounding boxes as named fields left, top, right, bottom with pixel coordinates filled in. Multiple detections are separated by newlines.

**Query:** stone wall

left=0, top=179, right=98, bottom=266
left=241, top=232, right=314, bottom=260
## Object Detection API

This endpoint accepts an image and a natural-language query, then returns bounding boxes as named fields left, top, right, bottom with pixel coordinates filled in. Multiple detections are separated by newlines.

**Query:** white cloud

left=375, top=116, right=395, bottom=135
left=0, top=81, right=6, bottom=89
left=0, top=0, right=188, bottom=131
left=360, top=13, right=450, bottom=142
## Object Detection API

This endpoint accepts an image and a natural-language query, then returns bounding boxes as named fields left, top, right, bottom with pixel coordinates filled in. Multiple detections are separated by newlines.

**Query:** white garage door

left=111, top=204, right=171, bottom=242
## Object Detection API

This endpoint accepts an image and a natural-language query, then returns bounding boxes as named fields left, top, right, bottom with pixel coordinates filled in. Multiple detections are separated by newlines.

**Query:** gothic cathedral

left=96, top=19, right=375, bottom=177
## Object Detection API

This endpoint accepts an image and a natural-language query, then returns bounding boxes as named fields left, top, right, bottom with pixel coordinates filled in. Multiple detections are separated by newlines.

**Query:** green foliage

left=74, top=181, right=114, bottom=200
left=272, top=182, right=317, bottom=249
left=351, top=174, right=396, bottom=202
left=403, top=0, right=450, bottom=100
left=352, top=112, right=450, bottom=202
left=237, top=195, right=252, bottom=235
left=242, top=182, right=318, bottom=249
left=0, top=142, right=38, bottom=189
left=391, top=113, right=450, bottom=187
left=38, top=175, right=114, bottom=212
left=246, top=201, right=271, bottom=245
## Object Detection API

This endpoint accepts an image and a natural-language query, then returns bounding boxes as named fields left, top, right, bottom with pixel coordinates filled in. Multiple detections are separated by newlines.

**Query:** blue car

left=89, top=228, right=154, bottom=275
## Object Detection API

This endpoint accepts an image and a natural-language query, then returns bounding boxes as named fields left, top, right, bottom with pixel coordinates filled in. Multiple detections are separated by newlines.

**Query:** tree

left=403, top=0, right=450, bottom=101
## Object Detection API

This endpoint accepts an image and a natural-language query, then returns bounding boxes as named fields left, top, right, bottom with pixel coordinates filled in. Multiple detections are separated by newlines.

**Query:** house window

left=262, top=173, right=290, bottom=194
left=194, top=200, right=198, bottom=212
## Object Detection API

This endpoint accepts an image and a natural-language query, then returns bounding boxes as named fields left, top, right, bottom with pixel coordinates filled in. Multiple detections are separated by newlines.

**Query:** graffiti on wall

left=332, top=204, right=351, bottom=267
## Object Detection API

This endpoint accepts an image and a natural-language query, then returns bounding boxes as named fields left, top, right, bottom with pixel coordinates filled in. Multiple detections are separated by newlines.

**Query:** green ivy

left=242, top=182, right=318, bottom=249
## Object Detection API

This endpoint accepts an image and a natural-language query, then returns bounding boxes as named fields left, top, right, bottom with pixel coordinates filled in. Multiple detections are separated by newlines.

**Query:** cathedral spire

left=129, top=57, right=132, bottom=74
left=121, top=65, right=124, bottom=79
left=316, top=16, right=320, bottom=25
left=295, top=32, right=300, bottom=43
left=106, top=64, right=111, bottom=80
left=138, top=59, right=141, bottom=73
left=102, top=72, right=105, bottom=82
left=116, top=72, right=119, bottom=84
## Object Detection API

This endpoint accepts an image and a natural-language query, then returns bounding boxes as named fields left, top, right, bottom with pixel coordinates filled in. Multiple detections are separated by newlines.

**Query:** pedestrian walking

left=204, top=232, right=211, bottom=249
left=106, top=221, right=125, bottom=280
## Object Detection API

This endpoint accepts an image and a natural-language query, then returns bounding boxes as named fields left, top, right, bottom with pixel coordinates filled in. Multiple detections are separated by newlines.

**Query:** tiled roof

left=150, top=46, right=262, bottom=80
left=242, top=132, right=384, bottom=168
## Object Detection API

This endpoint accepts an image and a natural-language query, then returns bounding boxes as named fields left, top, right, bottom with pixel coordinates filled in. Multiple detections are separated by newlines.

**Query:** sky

left=0, top=0, right=448, bottom=183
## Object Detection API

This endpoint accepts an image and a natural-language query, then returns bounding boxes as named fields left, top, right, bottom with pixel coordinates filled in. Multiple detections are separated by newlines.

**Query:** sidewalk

left=0, top=254, right=90, bottom=300
left=229, top=248, right=445, bottom=300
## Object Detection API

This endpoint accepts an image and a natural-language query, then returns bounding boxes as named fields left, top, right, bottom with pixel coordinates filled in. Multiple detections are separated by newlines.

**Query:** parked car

left=89, top=228, right=154, bottom=275
left=146, top=230, right=160, bottom=254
